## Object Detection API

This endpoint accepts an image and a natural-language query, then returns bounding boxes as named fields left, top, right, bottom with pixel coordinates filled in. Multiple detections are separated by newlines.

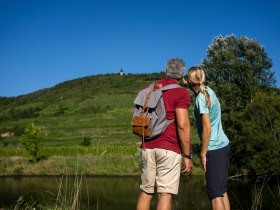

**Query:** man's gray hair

left=166, top=58, right=185, bottom=79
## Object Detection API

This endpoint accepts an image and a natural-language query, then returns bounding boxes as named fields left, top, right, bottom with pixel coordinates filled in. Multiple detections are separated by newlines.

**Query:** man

left=136, top=58, right=192, bottom=210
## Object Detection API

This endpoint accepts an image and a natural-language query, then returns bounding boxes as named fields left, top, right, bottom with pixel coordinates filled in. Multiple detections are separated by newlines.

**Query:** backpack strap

left=141, top=88, right=154, bottom=116
left=160, top=83, right=182, bottom=91
left=160, top=83, right=182, bottom=125
left=140, top=85, right=155, bottom=150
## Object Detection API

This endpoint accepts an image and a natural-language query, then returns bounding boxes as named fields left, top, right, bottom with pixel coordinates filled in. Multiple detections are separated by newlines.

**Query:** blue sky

left=0, top=0, right=279, bottom=97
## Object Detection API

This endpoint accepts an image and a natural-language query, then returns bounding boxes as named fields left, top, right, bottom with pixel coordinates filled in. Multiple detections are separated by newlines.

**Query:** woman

left=184, top=67, right=231, bottom=210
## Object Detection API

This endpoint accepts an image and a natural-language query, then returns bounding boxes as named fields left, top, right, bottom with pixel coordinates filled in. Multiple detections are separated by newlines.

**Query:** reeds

left=12, top=196, right=36, bottom=210
left=7, top=156, right=88, bottom=210
left=250, top=175, right=280, bottom=210
left=53, top=174, right=85, bottom=210
left=9, top=174, right=86, bottom=210
left=250, top=179, right=266, bottom=210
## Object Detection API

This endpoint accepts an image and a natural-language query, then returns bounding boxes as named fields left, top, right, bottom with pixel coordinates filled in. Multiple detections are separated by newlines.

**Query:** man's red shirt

left=144, top=77, right=191, bottom=154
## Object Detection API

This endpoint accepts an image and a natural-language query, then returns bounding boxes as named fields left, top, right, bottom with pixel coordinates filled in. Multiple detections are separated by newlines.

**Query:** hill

left=0, top=72, right=170, bottom=147
left=0, top=72, right=204, bottom=176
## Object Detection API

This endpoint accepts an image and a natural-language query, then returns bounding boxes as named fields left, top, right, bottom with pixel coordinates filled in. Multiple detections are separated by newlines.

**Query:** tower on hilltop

left=119, top=68, right=125, bottom=76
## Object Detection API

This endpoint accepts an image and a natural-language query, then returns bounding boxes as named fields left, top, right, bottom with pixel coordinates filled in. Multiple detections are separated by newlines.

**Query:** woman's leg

left=222, top=192, right=230, bottom=210
left=210, top=192, right=230, bottom=210
left=206, top=145, right=231, bottom=210
left=211, top=197, right=226, bottom=210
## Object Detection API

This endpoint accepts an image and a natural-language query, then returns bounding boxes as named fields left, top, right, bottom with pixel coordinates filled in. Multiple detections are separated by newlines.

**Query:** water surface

left=0, top=175, right=279, bottom=209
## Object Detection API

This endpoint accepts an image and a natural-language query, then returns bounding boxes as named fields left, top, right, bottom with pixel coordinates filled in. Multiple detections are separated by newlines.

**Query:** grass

left=0, top=145, right=138, bottom=157
left=1, top=109, right=138, bottom=147
left=0, top=146, right=141, bottom=175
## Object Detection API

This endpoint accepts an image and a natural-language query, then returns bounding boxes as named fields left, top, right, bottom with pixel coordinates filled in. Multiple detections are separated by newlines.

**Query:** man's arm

left=175, top=108, right=192, bottom=173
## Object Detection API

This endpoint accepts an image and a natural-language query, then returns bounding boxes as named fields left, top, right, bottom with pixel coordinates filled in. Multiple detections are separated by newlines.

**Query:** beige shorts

left=140, top=148, right=182, bottom=195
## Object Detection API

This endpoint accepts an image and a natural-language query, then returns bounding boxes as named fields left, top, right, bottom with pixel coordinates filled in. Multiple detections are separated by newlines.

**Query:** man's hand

left=181, top=157, right=193, bottom=174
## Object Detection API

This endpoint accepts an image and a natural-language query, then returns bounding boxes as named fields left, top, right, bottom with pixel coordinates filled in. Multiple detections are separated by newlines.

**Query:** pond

left=0, top=175, right=279, bottom=210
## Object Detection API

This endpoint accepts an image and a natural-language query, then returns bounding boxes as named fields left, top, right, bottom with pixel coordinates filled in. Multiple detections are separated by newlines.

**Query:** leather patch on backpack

left=131, top=115, right=152, bottom=137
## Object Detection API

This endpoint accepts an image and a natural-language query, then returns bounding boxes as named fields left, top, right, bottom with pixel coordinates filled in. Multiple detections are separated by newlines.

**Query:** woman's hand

left=200, top=154, right=206, bottom=172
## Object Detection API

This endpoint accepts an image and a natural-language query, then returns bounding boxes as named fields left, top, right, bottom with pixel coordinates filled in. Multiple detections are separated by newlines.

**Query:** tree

left=21, top=123, right=44, bottom=162
left=201, top=35, right=279, bottom=175
left=230, top=91, right=280, bottom=175
left=201, top=34, right=275, bottom=112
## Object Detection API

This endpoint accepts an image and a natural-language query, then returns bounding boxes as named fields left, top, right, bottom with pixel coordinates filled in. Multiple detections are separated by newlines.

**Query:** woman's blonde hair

left=186, top=67, right=211, bottom=108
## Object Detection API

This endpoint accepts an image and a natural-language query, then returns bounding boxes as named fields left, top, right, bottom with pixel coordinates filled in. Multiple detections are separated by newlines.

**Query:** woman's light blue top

left=194, top=87, right=229, bottom=150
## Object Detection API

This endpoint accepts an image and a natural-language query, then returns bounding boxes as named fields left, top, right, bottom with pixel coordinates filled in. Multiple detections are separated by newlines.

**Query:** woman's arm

left=200, top=114, right=211, bottom=172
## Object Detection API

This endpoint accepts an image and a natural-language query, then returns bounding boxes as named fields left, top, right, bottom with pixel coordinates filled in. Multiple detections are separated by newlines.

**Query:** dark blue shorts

left=205, top=144, right=231, bottom=200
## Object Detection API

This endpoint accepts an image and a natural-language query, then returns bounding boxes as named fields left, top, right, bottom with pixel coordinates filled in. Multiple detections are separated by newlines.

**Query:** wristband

left=182, top=153, right=192, bottom=159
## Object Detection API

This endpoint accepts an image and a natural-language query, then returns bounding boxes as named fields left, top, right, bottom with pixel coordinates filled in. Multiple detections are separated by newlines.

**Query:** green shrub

left=13, top=125, right=26, bottom=136
left=13, top=166, right=24, bottom=175
left=21, top=123, right=44, bottom=162
left=80, top=136, right=91, bottom=147
left=3, top=140, right=8, bottom=147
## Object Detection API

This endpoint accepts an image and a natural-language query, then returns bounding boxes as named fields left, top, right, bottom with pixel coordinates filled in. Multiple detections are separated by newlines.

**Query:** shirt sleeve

left=196, top=93, right=209, bottom=114
left=175, top=89, right=191, bottom=109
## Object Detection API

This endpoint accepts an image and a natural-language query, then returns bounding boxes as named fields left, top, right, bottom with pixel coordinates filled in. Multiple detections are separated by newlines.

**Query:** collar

left=154, top=78, right=179, bottom=89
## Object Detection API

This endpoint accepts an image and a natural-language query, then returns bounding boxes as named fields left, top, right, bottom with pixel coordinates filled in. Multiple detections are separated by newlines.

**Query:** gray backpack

left=131, top=83, right=182, bottom=145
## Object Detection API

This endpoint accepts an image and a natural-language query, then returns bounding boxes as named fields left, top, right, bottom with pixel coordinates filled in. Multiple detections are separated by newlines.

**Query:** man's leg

left=137, top=191, right=153, bottom=210
left=155, top=149, right=181, bottom=210
left=157, top=193, right=172, bottom=210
